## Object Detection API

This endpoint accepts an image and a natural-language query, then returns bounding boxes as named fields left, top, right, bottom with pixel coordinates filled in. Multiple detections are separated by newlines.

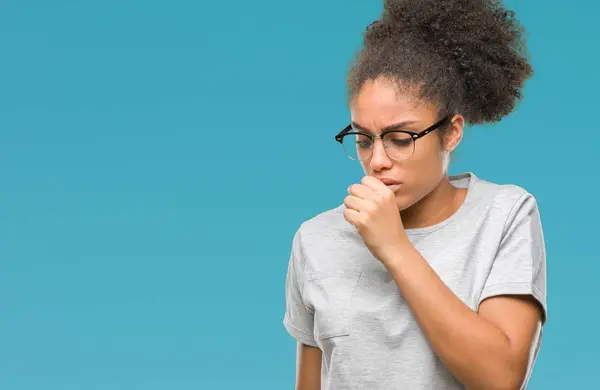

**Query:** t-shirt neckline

left=404, top=172, right=478, bottom=236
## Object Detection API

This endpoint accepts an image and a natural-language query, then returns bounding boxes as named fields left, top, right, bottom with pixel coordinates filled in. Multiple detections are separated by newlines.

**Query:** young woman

left=282, top=0, right=547, bottom=389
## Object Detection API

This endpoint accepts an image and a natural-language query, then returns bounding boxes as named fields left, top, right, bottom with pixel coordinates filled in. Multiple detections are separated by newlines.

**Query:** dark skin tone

left=295, top=78, right=542, bottom=390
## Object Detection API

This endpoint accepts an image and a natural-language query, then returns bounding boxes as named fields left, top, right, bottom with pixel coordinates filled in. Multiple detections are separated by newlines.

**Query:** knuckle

left=361, top=214, right=371, bottom=225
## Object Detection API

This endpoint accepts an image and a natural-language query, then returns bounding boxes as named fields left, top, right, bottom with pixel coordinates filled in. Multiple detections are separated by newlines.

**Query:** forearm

left=296, top=343, right=322, bottom=390
left=384, top=245, right=524, bottom=390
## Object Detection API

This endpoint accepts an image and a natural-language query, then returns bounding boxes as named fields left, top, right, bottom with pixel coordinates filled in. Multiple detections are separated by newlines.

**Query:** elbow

left=469, top=360, right=527, bottom=390
left=494, top=378, right=524, bottom=390
left=486, top=366, right=527, bottom=390
left=471, top=377, right=523, bottom=390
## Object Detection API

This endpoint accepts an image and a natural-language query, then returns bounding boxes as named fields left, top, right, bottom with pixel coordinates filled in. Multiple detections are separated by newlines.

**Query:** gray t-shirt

left=283, top=172, right=547, bottom=389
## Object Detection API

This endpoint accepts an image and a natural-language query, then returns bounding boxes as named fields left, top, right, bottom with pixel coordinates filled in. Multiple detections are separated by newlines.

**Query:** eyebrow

left=350, top=120, right=418, bottom=133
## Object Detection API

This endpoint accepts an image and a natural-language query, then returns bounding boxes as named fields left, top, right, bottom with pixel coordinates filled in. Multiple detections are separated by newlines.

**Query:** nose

left=368, top=138, right=393, bottom=171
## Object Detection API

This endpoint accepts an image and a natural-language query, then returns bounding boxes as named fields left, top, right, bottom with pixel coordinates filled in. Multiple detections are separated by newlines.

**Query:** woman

left=283, top=0, right=546, bottom=389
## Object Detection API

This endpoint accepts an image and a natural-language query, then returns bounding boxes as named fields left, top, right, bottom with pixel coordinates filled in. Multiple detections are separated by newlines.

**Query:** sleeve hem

left=479, top=281, right=547, bottom=324
left=283, top=315, right=319, bottom=348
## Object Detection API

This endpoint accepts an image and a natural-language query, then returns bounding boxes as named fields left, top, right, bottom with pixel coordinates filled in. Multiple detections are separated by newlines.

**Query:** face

left=349, top=77, right=463, bottom=210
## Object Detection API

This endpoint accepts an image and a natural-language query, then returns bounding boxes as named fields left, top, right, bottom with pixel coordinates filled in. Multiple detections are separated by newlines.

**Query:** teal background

left=0, top=1, right=597, bottom=388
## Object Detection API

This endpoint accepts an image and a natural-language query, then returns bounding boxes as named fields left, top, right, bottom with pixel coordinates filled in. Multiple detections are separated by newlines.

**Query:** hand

left=343, top=176, right=410, bottom=266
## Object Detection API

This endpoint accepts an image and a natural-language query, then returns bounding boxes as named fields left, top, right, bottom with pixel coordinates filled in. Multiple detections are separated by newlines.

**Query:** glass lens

left=384, top=132, right=415, bottom=160
left=342, top=133, right=373, bottom=161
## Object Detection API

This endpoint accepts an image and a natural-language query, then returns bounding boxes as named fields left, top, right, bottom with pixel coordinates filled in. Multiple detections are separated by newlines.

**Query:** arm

left=283, top=230, right=322, bottom=389
left=344, top=177, right=546, bottom=390
left=296, top=342, right=322, bottom=390
left=385, top=250, right=542, bottom=390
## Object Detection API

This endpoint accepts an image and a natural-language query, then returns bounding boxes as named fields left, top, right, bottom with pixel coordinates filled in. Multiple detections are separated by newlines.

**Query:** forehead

left=350, top=78, right=437, bottom=127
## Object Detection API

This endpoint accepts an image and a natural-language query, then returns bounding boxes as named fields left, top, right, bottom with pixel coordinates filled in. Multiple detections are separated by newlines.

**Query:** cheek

left=398, top=141, right=445, bottom=197
left=406, top=141, right=443, bottom=177
left=360, top=161, right=370, bottom=174
left=414, top=134, right=441, bottom=156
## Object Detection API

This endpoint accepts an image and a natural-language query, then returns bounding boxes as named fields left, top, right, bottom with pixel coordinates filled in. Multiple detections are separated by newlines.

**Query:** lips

left=377, top=178, right=402, bottom=185
left=377, top=178, right=403, bottom=192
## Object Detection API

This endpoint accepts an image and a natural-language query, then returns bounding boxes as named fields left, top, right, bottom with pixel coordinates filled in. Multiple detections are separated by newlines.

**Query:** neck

left=400, top=175, right=467, bottom=230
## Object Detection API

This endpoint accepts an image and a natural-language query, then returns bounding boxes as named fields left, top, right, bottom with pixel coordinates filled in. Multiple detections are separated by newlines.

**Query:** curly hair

left=347, top=0, right=533, bottom=125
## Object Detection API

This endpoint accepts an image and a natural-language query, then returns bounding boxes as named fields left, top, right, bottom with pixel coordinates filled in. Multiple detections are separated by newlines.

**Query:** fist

left=343, top=176, right=408, bottom=264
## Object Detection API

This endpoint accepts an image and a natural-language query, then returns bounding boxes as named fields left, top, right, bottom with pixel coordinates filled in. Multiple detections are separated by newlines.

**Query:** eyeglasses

left=334, top=116, right=451, bottom=162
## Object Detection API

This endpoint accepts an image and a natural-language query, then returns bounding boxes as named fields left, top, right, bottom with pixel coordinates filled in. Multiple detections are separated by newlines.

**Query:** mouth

left=377, top=178, right=403, bottom=192
left=385, top=183, right=402, bottom=192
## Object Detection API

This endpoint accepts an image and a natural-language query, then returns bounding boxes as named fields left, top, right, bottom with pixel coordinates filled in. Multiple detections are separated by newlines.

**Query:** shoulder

left=289, top=203, right=365, bottom=273
left=468, top=173, right=542, bottom=233
left=471, top=174, right=534, bottom=202
left=293, top=203, right=351, bottom=244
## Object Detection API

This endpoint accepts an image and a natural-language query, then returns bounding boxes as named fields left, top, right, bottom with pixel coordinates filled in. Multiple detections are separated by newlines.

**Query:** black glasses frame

left=334, top=116, right=451, bottom=145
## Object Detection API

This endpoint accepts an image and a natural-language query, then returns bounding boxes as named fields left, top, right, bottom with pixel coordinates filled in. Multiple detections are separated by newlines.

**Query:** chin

left=394, top=193, right=415, bottom=211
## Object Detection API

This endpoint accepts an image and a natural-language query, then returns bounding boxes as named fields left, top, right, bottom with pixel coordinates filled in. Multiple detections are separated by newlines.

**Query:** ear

left=443, top=114, right=465, bottom=152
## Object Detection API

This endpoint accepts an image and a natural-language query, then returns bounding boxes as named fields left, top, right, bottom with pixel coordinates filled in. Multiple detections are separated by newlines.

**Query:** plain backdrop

left=1, top=0, right=598, bottom=389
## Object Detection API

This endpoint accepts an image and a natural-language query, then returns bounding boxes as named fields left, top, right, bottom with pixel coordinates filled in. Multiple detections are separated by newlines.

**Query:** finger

left=347, top=183, right=377, bottom=201
left=343, top=208, right=362, bottom=227
left=361, top=176, right=389, bottom=193
left=343, top=195, right=372, bottom=212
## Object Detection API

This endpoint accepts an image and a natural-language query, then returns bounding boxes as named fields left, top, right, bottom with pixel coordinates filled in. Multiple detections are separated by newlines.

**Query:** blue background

left=1, top=1, right=597, bottom=388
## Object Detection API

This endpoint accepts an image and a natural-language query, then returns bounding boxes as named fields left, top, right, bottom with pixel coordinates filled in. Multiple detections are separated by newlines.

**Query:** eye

left=386, top=132, right=413, bottom=147
left=354, top=134, right=372, bottom=148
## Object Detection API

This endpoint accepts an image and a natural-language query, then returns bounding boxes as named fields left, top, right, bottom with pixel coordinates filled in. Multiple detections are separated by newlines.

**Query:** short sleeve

left=283, top=230, right=318, bottom=347
left=480, top=193, right=548, bottom=324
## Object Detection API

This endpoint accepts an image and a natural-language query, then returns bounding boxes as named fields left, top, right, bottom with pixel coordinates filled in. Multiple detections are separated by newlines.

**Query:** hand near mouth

left=343, top=175, right=410, bottom=266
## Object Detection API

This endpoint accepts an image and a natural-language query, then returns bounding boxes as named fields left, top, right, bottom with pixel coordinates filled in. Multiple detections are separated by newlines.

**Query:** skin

left=296, top=77, right=543, bottom=390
